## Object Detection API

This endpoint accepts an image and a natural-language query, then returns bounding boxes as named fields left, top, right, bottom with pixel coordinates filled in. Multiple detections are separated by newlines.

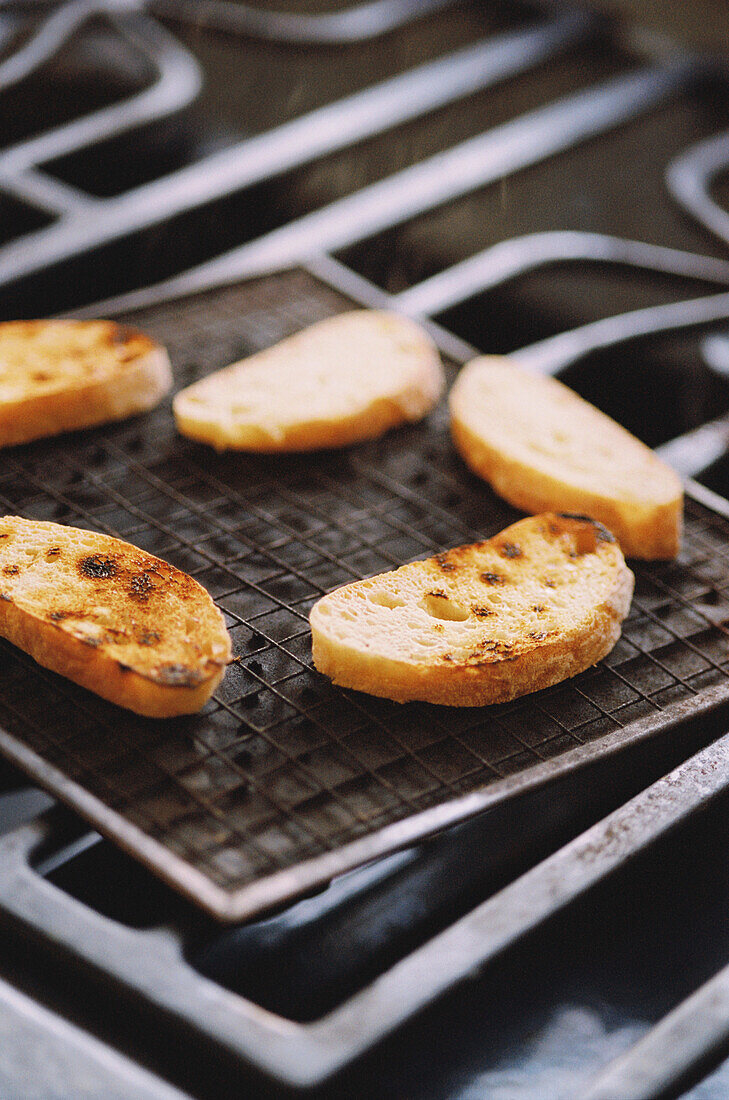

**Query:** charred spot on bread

left=79, top=554, right=118, bottom=580
left=0, top=517, right=232, bottom=714
left=107, top=323, right=156, bottom=357
left=434, top=554, right=456, bottom=573
left=129, top=571, right=155, bottom=600
left=2, top=565, right=19, bottom=576
left=480, top=572, right=505, bottom=585
left=0, top=320, right=172, bottom=450
left=543, top=513, right=619, bottom=557
left=110, top=324, right=132, bottom=346
left=311, top=512, right=634, bottom=706
left=154, top=662, right=206, bottom=687
left=556, top=513, right=616, bottom=543
left=472, top=640, right=517, bottom=664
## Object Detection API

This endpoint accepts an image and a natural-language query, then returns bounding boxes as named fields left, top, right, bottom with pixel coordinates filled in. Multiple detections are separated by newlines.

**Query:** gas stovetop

left=3, top=3, right=729, bottom=1098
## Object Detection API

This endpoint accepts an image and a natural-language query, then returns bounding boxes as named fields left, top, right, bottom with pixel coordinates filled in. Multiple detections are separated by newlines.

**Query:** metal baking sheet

left=2, top=266, right=729, bottom=921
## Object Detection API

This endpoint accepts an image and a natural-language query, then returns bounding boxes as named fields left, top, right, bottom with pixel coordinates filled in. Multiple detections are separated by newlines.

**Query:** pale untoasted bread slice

left=173, top=310, right=444, bottom=452
left=310, top=514, right=633, bottom=707
left=0, top=319, right=172, bottom=448
left=0, top=517, right=231, bottom=717
left=449, top=357, right=683, bottom=560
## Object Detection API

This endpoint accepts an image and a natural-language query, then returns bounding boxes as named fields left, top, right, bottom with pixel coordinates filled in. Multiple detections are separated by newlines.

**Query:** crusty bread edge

left=174, top=387, right=441, bottom=452
left=310, top=566, right=634, bottom=707
left=0, top=346, right=173, bottom=448
left=173, top=310, right=445, bottom=452
left=0, top=593, right=230, bottom=718
left=450, top=414, right=682, bottom=560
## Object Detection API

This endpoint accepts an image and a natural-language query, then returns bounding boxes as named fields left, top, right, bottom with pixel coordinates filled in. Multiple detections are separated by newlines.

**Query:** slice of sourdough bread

left=173, top=310, right=444, bottom=452
left=0, top=517, right=231, bottom=717
left=310, top=513, right=633, bottom=707
left=0, top=320, right=172, bottom=447
left=449, top=357, right=683, bottom=560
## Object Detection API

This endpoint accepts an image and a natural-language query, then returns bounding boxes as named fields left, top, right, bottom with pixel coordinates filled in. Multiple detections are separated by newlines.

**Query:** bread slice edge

left=173, top=309, right=445, bottom=452
left=0, top=516, right=231, bottom=718
left=310, top=526, right=635, bottom=707
left=450, top=414, right=682, bottom=560
left=0, top=343, right=172, bottom=448
left=0, top=594, right=229, bottom=718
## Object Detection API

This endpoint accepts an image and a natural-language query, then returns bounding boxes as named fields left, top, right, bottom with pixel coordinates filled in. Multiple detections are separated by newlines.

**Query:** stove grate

left=0, top=268, right=729, bottom=919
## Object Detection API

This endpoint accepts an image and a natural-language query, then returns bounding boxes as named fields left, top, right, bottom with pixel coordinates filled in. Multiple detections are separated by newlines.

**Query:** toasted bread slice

left=310, top=513, right=633, bottom=706
left=449, top=357, right=683, bottom=560
left=0, top=517, right=231, bottom=717
left=0, top=319, right=172, bottom=448
left=173, top=310, right=444, bottom=452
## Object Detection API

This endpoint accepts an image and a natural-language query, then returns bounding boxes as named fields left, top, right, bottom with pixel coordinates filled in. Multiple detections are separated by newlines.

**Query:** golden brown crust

left=0, top=320, right=172, bottom=447
left=176, top=392, right=429, bottom=453
left=310, top=514, right=634, bottom=706
left=449, top=357, right=683, bottom=560
left=450, top=416, right=682, bottom=560
left=0, top=517, right=231, bottom=717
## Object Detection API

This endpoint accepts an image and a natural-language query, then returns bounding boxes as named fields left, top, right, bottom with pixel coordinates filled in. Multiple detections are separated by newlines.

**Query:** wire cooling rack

left=1, top=267, right=729, bottom=920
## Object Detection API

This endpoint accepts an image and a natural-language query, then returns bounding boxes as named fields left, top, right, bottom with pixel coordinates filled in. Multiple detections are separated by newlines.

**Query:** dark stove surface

left=3, top=767, right=729, bottom=1100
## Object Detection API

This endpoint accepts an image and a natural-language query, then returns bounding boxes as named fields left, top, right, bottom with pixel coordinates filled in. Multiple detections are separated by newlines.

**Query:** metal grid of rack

left=1, top=268, right=729, bottom=918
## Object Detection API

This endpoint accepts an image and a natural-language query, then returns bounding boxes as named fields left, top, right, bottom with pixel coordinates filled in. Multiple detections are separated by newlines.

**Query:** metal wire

left=1, top=269, right=728, bottom=902
left=0, top=6, right=595, bottom=294
left=148, top=0, right=461, bottom=45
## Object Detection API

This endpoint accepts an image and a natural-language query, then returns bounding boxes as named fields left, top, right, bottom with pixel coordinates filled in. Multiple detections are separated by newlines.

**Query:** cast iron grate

left=1, top=267, right=729, bottom=919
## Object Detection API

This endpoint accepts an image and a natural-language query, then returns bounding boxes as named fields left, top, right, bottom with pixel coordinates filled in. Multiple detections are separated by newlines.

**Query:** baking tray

left=2, top=265, right=729, bottom=922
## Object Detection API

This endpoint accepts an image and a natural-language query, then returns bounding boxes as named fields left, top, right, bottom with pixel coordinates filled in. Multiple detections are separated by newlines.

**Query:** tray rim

left=1, top=720, right=728, bottom=1089
left=1, top=258, right=727, bottom=922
